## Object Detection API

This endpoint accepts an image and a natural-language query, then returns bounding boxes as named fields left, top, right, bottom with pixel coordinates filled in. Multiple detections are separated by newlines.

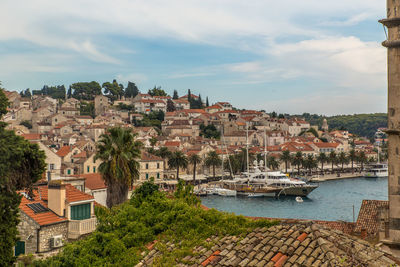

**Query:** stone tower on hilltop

left=380, top=0, right=400, bottom=245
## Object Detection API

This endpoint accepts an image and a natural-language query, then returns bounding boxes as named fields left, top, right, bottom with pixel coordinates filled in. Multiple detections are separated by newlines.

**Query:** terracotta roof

left=164, top=141, right=181, bottom=147
left=354, top=199, right=389, bottom=237
left=37, top=184, right=94, bottom=203
left=21, top=133, right=41, bottom=140
left=141, top=151, right=163, bottom=161
left=56, top=145, right=71, bottom=157
left=19, top=190, right=67, bottom=226
left=72, top=151, right=87, bottom=158
left=314, top=142, right=339, bottom=148
left=77, top=173, right=107, bottom=190
left=139, top=222, right=397, bottom=266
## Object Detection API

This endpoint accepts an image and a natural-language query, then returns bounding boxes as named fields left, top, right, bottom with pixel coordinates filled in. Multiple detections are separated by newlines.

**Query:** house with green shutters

left=16, top=181, right=97, bottom=257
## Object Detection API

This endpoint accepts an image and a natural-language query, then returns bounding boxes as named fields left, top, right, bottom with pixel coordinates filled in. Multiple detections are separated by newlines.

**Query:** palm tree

left=205, top=151, right=222, bottom=178
left=168, top=151, right=188, bottom=180
left=329, top=151, right=337, bottom=173
left=337, top=152, right=348, bottom=171
left=317, top=152, right=327, bottom=174
left=280, top=150, right=292, bottom=173
left=358, top=151, right=368, bottom=172
left=224, top=155, right=241, bottom=177
left=95, top=127, right=142, bottom=208
left=188, top=154, right=202, bottom=183
left=304, top=154, right=318, bottom=175
left=348, top=149, right=357, bottom=173
left=156, top=147, right=172, bottom=170
left=267, top=156, right=280, bottom=170
left=292, top=151, right=303, bottom=175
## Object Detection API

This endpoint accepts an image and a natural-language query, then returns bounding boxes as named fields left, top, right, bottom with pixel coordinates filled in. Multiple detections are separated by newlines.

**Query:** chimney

left=48, top=181, right=66, bottom=217
left=380, top=0, right=400, bottom=244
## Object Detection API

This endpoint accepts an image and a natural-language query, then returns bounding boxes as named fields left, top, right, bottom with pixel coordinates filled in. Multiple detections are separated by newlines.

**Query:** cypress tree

left=173, top=90, right=179, bottom=99
left=206, top=97, right=209, bottom=107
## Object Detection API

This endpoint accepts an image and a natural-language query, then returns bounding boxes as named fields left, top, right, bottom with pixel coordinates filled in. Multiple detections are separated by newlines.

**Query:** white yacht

left=364, top=163, right=388, bottom=178
left=232, top=165, right=318, bottom=197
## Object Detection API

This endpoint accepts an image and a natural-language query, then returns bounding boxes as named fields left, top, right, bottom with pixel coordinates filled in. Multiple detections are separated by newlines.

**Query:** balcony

left=68, top=217, right=97, bottom=239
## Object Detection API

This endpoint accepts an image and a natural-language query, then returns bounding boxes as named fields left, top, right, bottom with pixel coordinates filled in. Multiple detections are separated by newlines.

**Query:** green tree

left=199, top=124, right=221, bottom=139
left=329, top=151, right=337, bottom=172
left=168, top=151, right=188, bottom=180
left=80, top=101, right=95, bottom=117
left=303, top=154, right=317, bottom=175
left=267, top=156, right=280, bottom=170
left=337, top=152, right=348, bottom=171
left=205, top=151, right=222, bottom=178
left=32, top=85, right=66, bottom=99
left=172, top=90, right=179, bottom=99
left=292, top=151, right=303, bottom=175
left=67, top=86, right=72, bottom=98
left=317, top=152, right=328, bottom=174
left=71, top=81, right=102, bottom=100
left=95, top=127, right=142, bottom=208
left=224, top=155, right=241, bottom=177
left=19, top=120, right=32, bottom=129
left=348, top=149, right=357, bottom=173
left=125, top=81, right=140, bottom=98
left=102, top=80, right=124, bottom=101
left=357, top=151, right=368, bottom=172
left=20, top=88, right=32, bottom=98
left=166, top=99, right=176, bottom=112
left=280, top=150, right=291, bottom=173
left=188, top=154, right=202, bottom=183
left=149, top=136, right=158, bottom=148
left=0, top=87, right=46, bottom=265
left=206, top=97, right=209, bottom=107
left=155, top=147, right=172, bottom=171
left=148, top=86, right=167, bottom=96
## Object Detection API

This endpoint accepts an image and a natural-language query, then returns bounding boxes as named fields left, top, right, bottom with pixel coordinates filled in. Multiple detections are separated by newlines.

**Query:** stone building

left=16, top=181, right=97, bottom=256
left=94, top=95, right=109, bottom=116
left=139, top=152, right=164, bottom=181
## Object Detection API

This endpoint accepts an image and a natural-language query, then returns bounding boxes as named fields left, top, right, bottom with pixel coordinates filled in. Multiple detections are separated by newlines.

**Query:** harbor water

left=200, top=177, right=388, bottom=222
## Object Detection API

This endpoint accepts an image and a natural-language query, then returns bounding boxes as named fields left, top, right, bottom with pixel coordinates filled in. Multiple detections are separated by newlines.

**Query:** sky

left=0, top=0, right=388, bottom=115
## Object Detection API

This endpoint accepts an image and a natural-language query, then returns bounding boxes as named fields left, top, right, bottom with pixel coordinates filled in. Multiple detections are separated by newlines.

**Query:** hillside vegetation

left=298, top=113, right=387, bottom=139
left=33, top=182, right=276, bottom=266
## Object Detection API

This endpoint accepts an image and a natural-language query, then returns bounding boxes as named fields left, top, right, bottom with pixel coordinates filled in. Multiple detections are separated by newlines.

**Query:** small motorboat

left=295, top=196, right=303, bottom=203
left=217, top=188, right=237, bottom=197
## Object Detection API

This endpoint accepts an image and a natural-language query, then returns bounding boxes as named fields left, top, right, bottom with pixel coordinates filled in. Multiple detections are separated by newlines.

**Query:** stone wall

left=38, top=221, right=68, bottom=252
left=17, top=211, right=40, bottom=255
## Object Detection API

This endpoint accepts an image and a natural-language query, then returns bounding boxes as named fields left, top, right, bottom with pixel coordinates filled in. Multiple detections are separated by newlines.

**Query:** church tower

left=380, top=0, right=400, bottom=244
left=321, top=118, right=329, bottom=132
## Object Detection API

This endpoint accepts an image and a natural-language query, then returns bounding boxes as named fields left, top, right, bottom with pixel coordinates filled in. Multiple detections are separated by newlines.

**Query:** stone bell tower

left=380, top=0, right=400, bottom=244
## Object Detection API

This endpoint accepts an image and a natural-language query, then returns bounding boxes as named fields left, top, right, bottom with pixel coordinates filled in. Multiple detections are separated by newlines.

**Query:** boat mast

left=246, top=122, right=249, bottom=175
left=221, top=140, right=224, bottom=180
left=264, top=128, right=267, bottom=171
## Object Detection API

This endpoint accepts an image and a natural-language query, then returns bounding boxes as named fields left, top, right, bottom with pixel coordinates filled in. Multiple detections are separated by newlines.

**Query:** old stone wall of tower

left=380, top=0, right=400, bottom=244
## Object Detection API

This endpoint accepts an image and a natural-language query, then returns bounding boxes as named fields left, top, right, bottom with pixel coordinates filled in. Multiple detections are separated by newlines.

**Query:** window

left=146, top=163, right=149, bottom=169
left=93, top=166, right=96, bottom=173
left=87, top=166, right=90, bottom=173
left=157, top=173, right=160, bottom=179
left=15, top=241, right=25, bottom=256
left=157, top=163, right=160, bottom=169
left=50, top=164, right=54, bottom=170
left=70, top=203, right=91, bottom=220
left=146, top=173, right=149, bottom=180
left=67, top=169, right=71, bottom=175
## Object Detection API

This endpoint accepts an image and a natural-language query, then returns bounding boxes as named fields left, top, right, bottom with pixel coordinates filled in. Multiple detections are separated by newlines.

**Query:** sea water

left=200, top=177, right=388, bottom=222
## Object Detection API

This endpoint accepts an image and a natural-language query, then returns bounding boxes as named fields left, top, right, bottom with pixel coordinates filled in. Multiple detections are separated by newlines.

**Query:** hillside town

left=1, top=87, right=391, bottom=263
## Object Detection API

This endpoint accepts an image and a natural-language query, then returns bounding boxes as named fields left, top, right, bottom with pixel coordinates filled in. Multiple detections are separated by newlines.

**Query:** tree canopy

left=32, top=85, right=66, bottom=99
left=102, top=80, right=124, bottom=101
left=71, top=81, right=102, bottom=100
left=125, top=82, right=140, bottom=98
left=148, top=86, right=168, bottom=97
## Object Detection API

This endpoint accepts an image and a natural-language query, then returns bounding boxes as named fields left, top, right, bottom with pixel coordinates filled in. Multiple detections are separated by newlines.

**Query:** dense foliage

left=148, top=86, right=168, bottom=97
left=95, top=127, right=142, bottom=208
left=0, top=87, right=46, bottom=266
left=125, top=82, right=140, bottom=98
left=35, top=182, right=276, bottom=266
left=102, top=80, right=124, bottom=101
left=71, top=82, right=102, bottom=100
left=32, top=85, right=66, bottom=99
left=199, top=124, right=221, bottom=139
left=79, top=101, right=95, bottom=117
left=296, top=113, right=387, bottom=139
left=134, top=110, right=165, bottom=129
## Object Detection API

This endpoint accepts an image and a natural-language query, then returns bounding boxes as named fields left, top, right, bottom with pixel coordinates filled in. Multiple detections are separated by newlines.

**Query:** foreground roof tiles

left=354, top=199, right=389, bottom=237
left=137, top=222, right=397, bottom=266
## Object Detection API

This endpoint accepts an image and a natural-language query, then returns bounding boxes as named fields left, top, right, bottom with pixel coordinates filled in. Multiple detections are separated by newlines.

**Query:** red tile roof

left=21, top=133, right=41, bottom=140
left=72, top=151, right=87, bottom=158
left=354, top=199, right=389, bottom=237
left=314, top=142, right=339, bottom=148
left=76, top=173, right=107, bottom=190
left=56, top=145, right=71, bottom=157
left=19, top=190, right=67, bottom=226
left=141, top=151, right=163, bottom=161
left=38, top=184, right=94, bottom=203
left=164, top=141, right=181, bottom=147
